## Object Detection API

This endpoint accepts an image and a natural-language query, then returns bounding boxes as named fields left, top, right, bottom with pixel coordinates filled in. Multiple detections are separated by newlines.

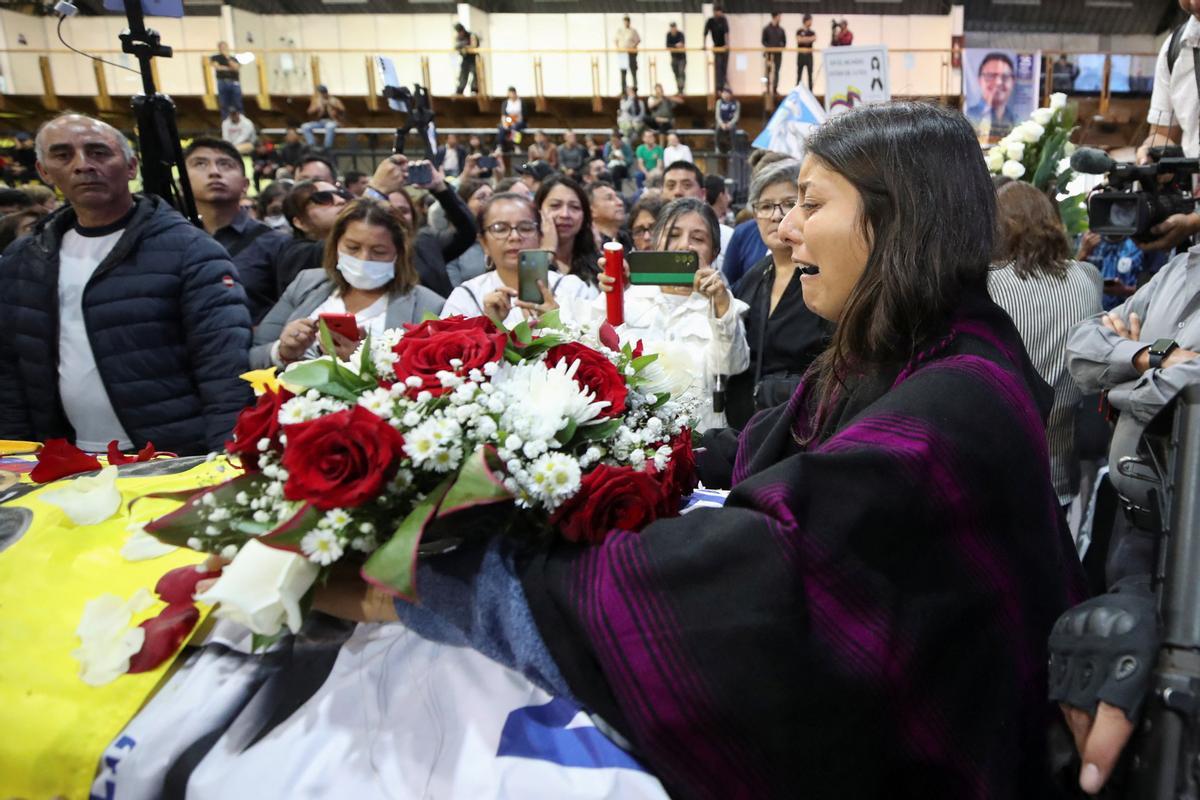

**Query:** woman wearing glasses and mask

left=440, top=192, right=598, bottom=327
left=250, top=200, right=444, bottom=369
left=725, top=159, right=830, bottom=428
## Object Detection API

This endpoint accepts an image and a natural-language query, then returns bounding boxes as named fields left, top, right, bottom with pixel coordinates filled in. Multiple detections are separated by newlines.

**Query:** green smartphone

left=518, top=249, right=553, bottom=303
left=627, top=250, right=700, bottom=287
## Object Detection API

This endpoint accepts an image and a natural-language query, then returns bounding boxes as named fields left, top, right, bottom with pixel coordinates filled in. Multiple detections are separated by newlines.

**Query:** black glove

left=1048, top=576, right=1159, bottom=721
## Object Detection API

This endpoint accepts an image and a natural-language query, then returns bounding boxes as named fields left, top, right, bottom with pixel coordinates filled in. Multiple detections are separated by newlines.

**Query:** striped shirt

left=988, top=260, right=1103, bottom=501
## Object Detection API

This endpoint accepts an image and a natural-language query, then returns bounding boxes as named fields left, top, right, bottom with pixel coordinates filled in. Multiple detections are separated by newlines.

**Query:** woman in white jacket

left=571, top=197, right=750, bottom=433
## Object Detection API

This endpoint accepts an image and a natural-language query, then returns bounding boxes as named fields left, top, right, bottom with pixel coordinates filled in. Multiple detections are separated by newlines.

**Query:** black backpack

left=1168, top=24, right=1188, bottom=75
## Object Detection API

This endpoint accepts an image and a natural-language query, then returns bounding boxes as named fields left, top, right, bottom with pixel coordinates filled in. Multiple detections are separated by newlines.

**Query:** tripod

left=119, top=0, right=198, bottom=225
left=391, top=84, right=436, bottom=160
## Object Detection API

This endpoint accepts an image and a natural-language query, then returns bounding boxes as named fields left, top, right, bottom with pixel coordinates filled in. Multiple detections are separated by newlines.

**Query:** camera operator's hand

left=1077, top=231, right=1101, bottom=261
left=368, top=154, right=408, bottom=196
left=1140, top=211, right=1200, bottom=252
left=1060, top=703, right=1136, bottom=795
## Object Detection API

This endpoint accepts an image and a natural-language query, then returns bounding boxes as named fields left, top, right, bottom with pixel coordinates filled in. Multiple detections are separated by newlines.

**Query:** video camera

left=1071, top=146, right=1199, bottom=241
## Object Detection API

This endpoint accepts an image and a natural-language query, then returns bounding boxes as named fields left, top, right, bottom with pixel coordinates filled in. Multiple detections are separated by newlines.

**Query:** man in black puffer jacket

left=0, top=113, right=253, bottom=455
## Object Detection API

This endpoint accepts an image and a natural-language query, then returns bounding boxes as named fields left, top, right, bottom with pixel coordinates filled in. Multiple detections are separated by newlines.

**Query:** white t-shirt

left=712, top=223, right=735, bottom=278
left=58, top=228, right=134, bottom=452
left=221, top=116, right=257, bottom=148
left=1149, top=16, right=1200, bottom=157
left=441, top=269, right=597, bottom=329
left=441, top=147, right=460, bottom=176
left=504, top=98, right=523, bottom=120
left=662, top=144, right=693, bottom=165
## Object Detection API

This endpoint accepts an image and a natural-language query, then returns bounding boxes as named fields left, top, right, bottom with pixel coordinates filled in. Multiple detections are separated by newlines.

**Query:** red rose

left=281, top=405, right=405, bottom=510
left=127, top=602, right=200, bottom=674
left=653, top=430, right=698, bottom=514
left=545, top=342, right=628, bottom=419
left=392, top=315, right=507, bottom=397
left=226, top=386, right=293, bottom=470
left=550, top=463, right=667, bottom=544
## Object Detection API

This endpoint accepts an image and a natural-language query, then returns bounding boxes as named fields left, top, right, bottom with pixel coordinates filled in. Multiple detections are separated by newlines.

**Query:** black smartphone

left=406, top=162, right=434, bottom=185
left=477, top=155, right=499, bottom=170
left=627, top=250, right=700, bottom=286
left=518, top=250, right=553, bottom=303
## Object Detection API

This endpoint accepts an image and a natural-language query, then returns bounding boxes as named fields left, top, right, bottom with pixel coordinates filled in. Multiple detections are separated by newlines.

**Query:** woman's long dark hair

left=993, top=181, right=1070, bottom=280
left=803, top=101, right=997, bottom=417
left=535, top=175, right=600, bottom=286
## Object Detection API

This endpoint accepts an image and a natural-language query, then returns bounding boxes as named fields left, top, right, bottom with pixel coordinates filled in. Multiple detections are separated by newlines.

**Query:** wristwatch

left=1148, top=337, right=1179, bottom=369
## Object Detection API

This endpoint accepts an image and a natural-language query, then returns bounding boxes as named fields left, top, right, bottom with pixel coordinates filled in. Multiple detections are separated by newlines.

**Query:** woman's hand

left=514, top=279, right=559, bottom=321
left=311, top=566, right=400, bottom=623
left=595, top=256, right=630, bottom=294
left=483, top=286, right=518, bottom=326
left=277, top=318, right=319, bottom=364
left=463, top=152, right=483, bottom=178
left=694, top=266, right=731, bottom=318
left=322, top=328, right=362, bottom=362
left=539, top=208, right=559, bottom=254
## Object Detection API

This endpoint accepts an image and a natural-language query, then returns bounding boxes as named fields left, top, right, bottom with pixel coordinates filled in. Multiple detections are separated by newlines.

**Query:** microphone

left=1070, top=147, right=1116, bottom=175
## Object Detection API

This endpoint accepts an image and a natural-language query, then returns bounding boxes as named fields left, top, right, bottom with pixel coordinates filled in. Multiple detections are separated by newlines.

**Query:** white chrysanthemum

left=404, top=424, right=440, bottom=465
left=301, top=528, right=344, bottom=566
left=357, top=387, right=394, bottom=419
left=428, top=445, right=464, bottom=473
left=323, top=508, right=352, bottom=529
left=491, top=360, right=609, bottom=443
left=279, top=395, right=317, bottom=425
left=638, top=340, right=695, bottom=399
left=1001, top=159, right=1026, bottom=180
left=526, top=452, right=582, bottom=506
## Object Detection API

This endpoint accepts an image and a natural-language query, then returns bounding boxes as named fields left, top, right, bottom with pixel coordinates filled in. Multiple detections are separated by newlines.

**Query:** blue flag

left=752, top=81, right=826, bottom=159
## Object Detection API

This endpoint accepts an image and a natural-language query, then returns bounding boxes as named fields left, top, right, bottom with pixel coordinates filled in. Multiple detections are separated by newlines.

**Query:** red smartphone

left=319, top=312, right=360, bottom=341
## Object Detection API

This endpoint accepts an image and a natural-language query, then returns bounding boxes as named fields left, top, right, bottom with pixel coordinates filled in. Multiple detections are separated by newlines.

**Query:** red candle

left=603, top=241, right=624, bottom=326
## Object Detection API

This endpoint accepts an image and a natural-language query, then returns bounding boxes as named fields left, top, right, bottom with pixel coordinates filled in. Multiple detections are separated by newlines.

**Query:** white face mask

left=336, top=252, right=395, bottom=290
left=264, top=214, right=289, bottom=232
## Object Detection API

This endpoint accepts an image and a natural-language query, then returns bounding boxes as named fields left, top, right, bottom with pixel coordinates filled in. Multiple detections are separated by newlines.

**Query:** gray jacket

left=251, top=268, right=445, bottom=368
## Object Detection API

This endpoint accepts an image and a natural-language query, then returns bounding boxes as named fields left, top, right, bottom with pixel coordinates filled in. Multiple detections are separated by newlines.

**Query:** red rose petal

left=106, top=440, right=135, bottom=465
left=155, top=564, right=223, bottom=605
left=30, top=438, right=103, bottom=484
left=136, top=442, right=158, bottom=462
left=127, top=603, right=200, bottom=673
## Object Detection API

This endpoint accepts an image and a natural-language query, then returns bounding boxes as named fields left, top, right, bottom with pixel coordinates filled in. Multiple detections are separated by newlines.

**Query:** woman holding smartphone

left=440, top=192, right=597, bottom=328
left=577, top=196, right=749, bottom=432
left=250, top=200, right=444, bottom=369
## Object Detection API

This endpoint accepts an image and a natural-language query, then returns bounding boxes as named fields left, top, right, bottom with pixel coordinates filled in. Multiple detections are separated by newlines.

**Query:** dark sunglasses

left=307, top=189, right=351, bottom=207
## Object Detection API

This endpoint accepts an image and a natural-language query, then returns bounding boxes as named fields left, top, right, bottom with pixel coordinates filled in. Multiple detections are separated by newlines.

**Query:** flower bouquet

left=984, top=91, right=1088, bottom=234
left=142, top=314, right=699, bottom=642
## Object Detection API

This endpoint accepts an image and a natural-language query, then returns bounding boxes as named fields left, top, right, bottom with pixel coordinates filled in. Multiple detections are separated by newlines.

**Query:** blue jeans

left=217, top=79, right=243, bottom=118
left=301, top=119, right=337, bottom=150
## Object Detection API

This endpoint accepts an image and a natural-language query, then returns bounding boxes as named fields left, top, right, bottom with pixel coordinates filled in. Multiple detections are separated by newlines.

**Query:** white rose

left=1030, top=107, right=1053, bottom=126
left=1064, top=142, right=1077, bottom=156
left=1056, top=156, right=1072, bottom=176
left=1003, top=141, right=1025, bottom=162
left=1018, top=122, right=1045, bottom=143
left=194, top=538, right=320, bottom=636
left=1001, top=160, right=1026, bottom=180
left=1050, top=92, right=1068, bottom=110
left=985, top=147, right=1004, bottom=172
left=42, top=465, right=122, bottom=526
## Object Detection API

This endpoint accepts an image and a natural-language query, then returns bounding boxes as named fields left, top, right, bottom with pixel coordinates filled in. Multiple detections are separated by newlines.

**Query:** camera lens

left=1109, top=199, right=1138, bottom=230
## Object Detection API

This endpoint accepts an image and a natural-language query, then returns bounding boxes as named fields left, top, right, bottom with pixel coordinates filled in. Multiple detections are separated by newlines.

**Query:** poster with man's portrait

left=962, top=48, right=1041, bottom=143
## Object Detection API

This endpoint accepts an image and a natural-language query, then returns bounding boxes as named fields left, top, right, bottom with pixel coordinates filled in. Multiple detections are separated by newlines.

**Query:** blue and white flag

left=752, top=82, right=826, bottom=160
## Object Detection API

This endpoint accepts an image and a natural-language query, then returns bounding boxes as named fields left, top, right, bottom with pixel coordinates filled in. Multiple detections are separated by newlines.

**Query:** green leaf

left=358, top=332, right=375, bottom=378
left=251, top=630, right=287, bottom=652
left=575, top=417, right=622, bottom=443
left=281, top=358, right=372, bottom=403
left=318, top=319, right=337, bottom=364
left=361, top=476, right=454, bottom=600
left=421, top=311, right=440, bottom=322
left=1059, top=193, right=1089, bottom=236
left=512, top=320, right=533, bottom=345
left=535, top=309, right=562, bottom=330
left=259, top=503, right=322, bottom=552
left=438, top=446, right=513, bottom=514
left=630, top=353, right=659, bottom=372
left=141, top=473, right=269, bottom=549
left=555, top=418, right=578, bottom=445
left=504, top=349, right=523, bottom=364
